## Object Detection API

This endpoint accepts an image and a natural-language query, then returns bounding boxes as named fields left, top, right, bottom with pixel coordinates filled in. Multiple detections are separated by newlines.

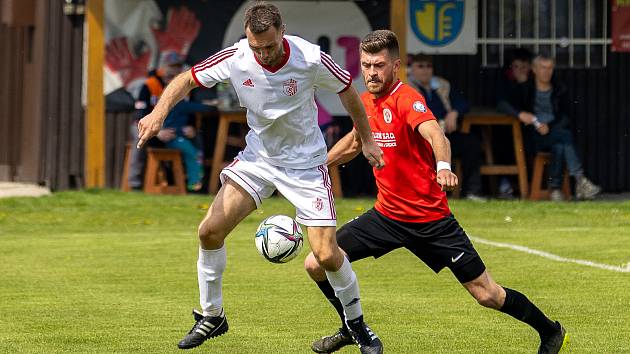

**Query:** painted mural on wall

left=104, top=0, right=387, bottom=115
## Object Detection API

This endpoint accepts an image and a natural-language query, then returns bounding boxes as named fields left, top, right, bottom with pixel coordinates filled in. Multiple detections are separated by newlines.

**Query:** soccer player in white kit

left=136, top=2, right=384, bottom=353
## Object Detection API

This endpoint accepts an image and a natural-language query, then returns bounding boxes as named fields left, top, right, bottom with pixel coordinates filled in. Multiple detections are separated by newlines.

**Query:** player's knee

left=312, top=248, right=339, bottom=271
left=197, top=220, right=226, bottom=244
left=304, top=252, right=325, bottom=278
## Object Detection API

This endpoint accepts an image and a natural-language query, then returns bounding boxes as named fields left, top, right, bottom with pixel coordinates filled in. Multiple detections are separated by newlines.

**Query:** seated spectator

left=495, top=48, right=534, bottom=198
left=129, top=51, right=212, bottom=192
left=409, top=54, right=485, bottom=201
left=497, top=54, right=601, bottom=201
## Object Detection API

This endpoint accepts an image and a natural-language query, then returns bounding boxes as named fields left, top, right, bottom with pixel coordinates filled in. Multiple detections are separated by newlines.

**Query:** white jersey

left=191, top=35, right=351, bottom=169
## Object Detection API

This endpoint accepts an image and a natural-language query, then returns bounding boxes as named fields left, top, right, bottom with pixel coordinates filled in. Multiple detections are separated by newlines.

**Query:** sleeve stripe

left=336, top=77, right=352, bottom=93
left=321, top=52, right=351, bottom=82
left=321, top=52, right=351, bottom=81
left=194, top=50, right=237, bottom=72
left=321, top=54, right=350, bottom=84
left=190, top=66, right=210, bottom=88
left=195, top=47, right=237, bottom=68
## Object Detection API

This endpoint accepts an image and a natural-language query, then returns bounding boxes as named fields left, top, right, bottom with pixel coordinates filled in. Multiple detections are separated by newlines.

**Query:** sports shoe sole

left=559, top=331, right=569, bottom=352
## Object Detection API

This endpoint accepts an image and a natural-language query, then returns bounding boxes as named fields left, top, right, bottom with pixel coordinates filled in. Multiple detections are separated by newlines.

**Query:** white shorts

left=220, top=151, right=337, bottom=227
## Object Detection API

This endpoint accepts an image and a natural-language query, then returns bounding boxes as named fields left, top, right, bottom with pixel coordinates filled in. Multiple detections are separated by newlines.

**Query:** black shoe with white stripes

left=177, top=309, right=228, bottom=349
left=347, top=317, right=383, bottom=354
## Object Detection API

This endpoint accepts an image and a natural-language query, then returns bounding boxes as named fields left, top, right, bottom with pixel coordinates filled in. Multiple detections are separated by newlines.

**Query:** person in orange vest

left=128, top=52, right=211, bottom=192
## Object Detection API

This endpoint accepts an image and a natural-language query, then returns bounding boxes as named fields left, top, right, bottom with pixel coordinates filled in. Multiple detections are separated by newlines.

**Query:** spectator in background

left=497, top=54, right=601, bottom=201
left=129, top=51, right=213, bottom=192
left=495, top=48, right=534, bottom=198
left=409, top=54, right=485, bottom=201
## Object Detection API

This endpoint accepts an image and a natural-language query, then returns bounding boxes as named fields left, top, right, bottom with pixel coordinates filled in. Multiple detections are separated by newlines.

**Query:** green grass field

left=1, top=190, right=629, bottom=353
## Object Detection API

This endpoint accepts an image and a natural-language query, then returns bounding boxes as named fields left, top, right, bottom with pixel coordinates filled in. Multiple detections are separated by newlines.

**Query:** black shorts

left=336, top=209, right=486, bottom=283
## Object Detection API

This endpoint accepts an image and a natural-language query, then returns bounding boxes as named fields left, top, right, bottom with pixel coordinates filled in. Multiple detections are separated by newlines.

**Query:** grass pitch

left=1, top=190, right=629, bottom=353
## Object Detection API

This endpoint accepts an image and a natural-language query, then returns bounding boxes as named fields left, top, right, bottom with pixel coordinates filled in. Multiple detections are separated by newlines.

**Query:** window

left=479, top=0, right=611, bottom=68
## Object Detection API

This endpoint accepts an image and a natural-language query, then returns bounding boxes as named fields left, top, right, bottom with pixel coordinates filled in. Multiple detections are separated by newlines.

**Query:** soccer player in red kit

left=304, top=30, right=568, bottom=354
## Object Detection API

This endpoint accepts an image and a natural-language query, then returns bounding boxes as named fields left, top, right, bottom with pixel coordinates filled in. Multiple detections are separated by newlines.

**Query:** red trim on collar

left=372, top=80, right=402, bottom=101
left=253, top=38, right=290, bottom=73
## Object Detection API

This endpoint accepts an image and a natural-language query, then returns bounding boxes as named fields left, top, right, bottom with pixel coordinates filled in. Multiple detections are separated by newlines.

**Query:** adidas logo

left=242, top=78, right=254, bottom=87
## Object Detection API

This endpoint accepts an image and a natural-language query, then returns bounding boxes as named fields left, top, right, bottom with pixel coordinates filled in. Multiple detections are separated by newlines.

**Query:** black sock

left=500, top=287, right=558, bottom=337
left=316, top=280, right=349, bottom=333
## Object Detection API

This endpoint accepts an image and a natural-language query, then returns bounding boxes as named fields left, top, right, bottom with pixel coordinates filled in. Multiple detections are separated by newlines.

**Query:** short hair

left=508, top=47, right=533, bottom=64
left=532, top=53, right=555, bottom=66
left=410, top=53, right=432, bottom=65
left=360, top=30, right=400, bottom=58
left=244, top=1, right=282, bottom=34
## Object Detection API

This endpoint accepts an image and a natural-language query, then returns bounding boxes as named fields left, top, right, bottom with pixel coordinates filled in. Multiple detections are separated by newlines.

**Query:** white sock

left=325, top=257, right=363, bottom=321
left=197, top=246, right=226, bottom=317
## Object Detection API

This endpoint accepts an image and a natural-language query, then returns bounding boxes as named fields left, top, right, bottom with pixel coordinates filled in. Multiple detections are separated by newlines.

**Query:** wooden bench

left=121, top=145, right=186, bottom=195
left=460, top=113, right=528, bottom=198
left=529, top=152, right=571, bottom=200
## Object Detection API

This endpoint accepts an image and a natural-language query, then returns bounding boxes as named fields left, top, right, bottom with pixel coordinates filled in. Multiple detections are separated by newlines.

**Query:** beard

left=365, top=74, right=394, bottom=95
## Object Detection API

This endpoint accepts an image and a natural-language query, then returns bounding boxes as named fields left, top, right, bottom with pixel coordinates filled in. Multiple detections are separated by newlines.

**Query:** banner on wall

left=104, top=0, right=379, bottom=115
left=612, top=0, right=630, bottom=52
left=406, top=0, right=477, bottom=54
left=223, top=1, right=372, bottom=115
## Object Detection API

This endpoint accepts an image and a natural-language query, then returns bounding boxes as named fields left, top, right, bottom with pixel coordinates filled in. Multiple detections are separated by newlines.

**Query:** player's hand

left=137, top=113, right=165, bottom=148
left=444, top=111, right=459, bottom=134
left=518, top=111, right=536, bottom=125
left=436, top=169, right=458, bottom=191
left=536, top=123, right=549, bottom=135
left=362, top=141, right=385, bottom=169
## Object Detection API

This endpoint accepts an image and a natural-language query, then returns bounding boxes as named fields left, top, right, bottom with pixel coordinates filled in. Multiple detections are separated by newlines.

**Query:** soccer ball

left=255, top=215, right=304, bottom=263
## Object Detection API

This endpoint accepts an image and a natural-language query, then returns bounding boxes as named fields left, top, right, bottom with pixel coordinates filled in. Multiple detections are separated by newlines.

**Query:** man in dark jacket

left=409, top=54, right=485, bottom=200
left=497, top=54, right=600, bottom=200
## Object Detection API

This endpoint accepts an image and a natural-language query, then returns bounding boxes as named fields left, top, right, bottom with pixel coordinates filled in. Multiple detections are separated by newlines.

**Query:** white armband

left=437, top=161, right=451, bottom=172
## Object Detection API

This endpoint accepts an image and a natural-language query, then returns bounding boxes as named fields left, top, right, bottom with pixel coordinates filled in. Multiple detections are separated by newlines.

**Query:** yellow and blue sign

left=406, top=0, right=476, bottom=54
left=409, top=0, right=465, bottom=46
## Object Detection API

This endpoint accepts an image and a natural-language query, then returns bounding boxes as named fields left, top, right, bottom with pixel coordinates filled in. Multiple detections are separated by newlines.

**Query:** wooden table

left=460, top=112, right=528, bottom=198
left=209, top=109, right=248, bottom=194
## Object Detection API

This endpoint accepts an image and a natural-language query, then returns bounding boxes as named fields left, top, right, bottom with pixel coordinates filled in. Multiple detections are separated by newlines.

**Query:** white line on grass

left=469, top=236, right=630, bottom=273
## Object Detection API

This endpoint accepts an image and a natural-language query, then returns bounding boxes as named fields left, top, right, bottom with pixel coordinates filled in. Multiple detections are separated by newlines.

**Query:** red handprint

left=151, top=6, right=201, bottom=56
left=105, top=37, right=151, bottom=87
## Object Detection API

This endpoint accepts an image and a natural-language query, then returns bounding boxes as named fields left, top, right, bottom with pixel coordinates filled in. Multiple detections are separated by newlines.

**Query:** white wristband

left=532, top=116, right=542, bottom=129
left=437, top=161, right=451, bottom=172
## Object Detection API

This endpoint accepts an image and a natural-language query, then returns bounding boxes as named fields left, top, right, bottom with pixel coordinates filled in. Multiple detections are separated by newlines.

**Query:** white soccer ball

left=255, top=215, right=304, bottom=263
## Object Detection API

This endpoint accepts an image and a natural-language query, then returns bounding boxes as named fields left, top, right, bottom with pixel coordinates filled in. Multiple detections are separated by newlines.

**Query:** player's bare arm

left=417, top=119, right=458, bottom=191
left=137, top=70, right=198, bottom=148
left=327, top=128, right=362, bottom=167
left=338, top=87, right=385, bottom=169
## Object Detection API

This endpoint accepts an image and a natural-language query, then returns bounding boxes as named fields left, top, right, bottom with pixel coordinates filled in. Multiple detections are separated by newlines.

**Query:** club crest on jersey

left=413, top=101, right=426, bottom=113
left=383, top=108, right=393, bottom=123
left=312, top=197, right=324, bottom=211
left=283, top=78, right=298, bottom=96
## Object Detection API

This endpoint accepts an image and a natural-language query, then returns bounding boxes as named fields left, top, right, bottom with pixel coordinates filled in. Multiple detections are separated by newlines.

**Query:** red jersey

left=360, top=80, right=451, bottom=223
